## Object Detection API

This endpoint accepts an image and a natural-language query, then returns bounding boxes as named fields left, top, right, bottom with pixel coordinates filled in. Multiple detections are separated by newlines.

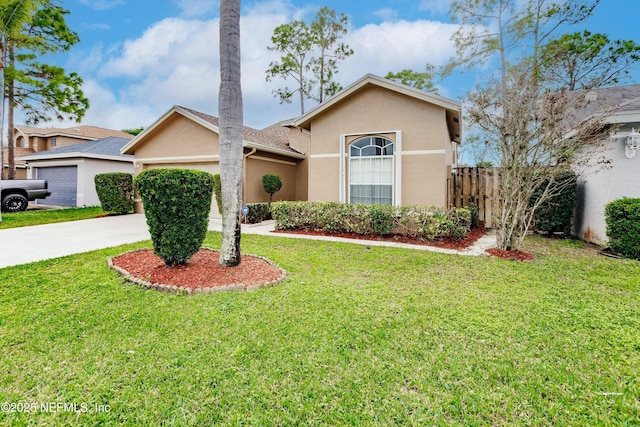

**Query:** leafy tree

left=262, top=173, right=282, bottom=204
left=385, top=65, right=439, bottom=93
left=447, top=0, right=638, bottom=251
left=4, top=2, right=88, bottom=179
left=218, top=0, right=243, bottom=267
left=539, top=30, right=640, bottom=90
left=266, top=7, right=352, bottom=114
left=122, top=127, right=144, bottom=136
left=308, top=7, right=353, bottom=103
left=0, top=0, right=46, bottom=222
left=266, top=20, right=314, bottom=114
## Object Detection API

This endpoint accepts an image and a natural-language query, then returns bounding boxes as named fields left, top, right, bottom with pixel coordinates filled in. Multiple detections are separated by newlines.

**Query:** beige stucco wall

left=245, top=155, right=298, bottom=203
left=288, top=126, right=311, bottom=201
left=305, top=85, right=454, bottom=207
left=134, top=114, right=219, bottom=159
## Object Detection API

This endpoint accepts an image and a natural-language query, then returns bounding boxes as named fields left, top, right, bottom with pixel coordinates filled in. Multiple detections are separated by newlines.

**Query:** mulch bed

left=109, top=248, right=286, bottom=294
left=271, top=225, right=487, bottom=251
left=485, top=247, right=535, bottom=261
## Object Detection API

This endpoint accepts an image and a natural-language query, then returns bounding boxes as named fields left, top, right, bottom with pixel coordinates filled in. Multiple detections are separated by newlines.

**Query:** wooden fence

left=448, top=167, right=501, bottom=228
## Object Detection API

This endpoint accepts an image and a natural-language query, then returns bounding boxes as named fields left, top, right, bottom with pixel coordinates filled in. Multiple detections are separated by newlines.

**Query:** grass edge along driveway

left=0, top=232, right=638, bottom=426
left=0, top=206, right=107, bottom=229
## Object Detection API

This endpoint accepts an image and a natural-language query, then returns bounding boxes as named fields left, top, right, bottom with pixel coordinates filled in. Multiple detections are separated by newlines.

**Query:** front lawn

left=0, top=206, right=106, bottom=229
left=0, top=233, right=638, bottom=425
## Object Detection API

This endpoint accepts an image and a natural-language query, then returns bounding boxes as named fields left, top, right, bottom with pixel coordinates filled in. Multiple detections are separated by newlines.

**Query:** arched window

left=349, top=136, right=394, bottom=205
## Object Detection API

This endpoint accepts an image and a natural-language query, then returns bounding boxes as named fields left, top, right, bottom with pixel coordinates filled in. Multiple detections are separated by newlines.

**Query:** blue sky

left=36, top=0, right=640, bottom=135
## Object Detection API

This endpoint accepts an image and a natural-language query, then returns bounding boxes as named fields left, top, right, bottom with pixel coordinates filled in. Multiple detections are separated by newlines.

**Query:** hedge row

left=605, top=197, right=640, bottom=260
left=271, top=201, right=472, bottom=240
left=94, top=172, right=134, bottom=214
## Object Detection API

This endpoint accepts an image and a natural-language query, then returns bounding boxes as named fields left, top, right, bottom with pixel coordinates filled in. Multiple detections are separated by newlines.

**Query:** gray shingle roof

left=577, top=84, right=640, bottom=119
left=19, top=137, right=134, bottom=160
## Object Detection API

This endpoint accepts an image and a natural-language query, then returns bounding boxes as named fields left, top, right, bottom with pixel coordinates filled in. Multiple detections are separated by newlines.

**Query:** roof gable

left=121, top=106, right=304, bottom=158
left=289, top=74, right=461, bottom=132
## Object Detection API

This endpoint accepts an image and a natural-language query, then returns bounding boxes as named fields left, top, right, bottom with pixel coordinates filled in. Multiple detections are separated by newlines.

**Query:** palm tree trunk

left=218, top=0, right=243, bottom=267
left=7, top=43, right=15, bottom=179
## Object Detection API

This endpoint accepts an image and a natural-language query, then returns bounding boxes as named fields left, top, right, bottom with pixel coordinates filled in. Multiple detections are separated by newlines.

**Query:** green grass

left=0, top=233, right=639, bottom=426
left=0, top=206, right=107, bottom=229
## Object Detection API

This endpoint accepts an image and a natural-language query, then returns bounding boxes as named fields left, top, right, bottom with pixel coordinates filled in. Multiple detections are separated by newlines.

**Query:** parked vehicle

left=1, top=179, right=51, bottom=212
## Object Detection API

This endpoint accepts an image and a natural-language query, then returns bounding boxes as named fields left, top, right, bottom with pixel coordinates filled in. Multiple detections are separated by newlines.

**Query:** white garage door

left=36, top=166, right=78, bottom=206
left=143, top=163, right=220, bottom=216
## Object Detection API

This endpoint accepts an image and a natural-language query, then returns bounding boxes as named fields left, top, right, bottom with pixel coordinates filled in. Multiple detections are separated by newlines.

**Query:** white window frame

left=340, top=130, right=402, bottom=206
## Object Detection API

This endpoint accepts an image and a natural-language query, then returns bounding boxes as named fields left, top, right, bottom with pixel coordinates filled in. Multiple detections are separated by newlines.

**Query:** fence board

left=448, top=167, right=501, bottom=228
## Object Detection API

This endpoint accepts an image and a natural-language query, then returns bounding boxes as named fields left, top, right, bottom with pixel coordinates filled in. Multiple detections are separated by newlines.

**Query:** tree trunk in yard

left=7, top=44, right=15, bottom=180
left=218, top=0, right=243, bottom=267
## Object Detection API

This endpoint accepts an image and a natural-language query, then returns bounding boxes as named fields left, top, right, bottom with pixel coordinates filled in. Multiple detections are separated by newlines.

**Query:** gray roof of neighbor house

left=577, top=84, right=640, bottom=121
left=17, top=137, right=134, bottom=162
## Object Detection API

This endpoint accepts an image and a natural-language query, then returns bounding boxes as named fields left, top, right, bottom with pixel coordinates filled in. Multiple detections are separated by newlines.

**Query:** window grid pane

left=349, top=136, right=394, bottom=206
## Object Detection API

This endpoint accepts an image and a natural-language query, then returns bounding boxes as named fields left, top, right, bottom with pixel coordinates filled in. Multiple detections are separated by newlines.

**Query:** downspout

left=242, top=147, right=257, bottom=205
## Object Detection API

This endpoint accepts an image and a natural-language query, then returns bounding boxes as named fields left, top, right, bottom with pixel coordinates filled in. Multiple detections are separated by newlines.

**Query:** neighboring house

left=17, top=137, right=134, bottom=207
left=122, top=74, right=461, bottom=216
left=3, top=125, right=133, bottom=180
left=573, top=84, right=640, bottom=244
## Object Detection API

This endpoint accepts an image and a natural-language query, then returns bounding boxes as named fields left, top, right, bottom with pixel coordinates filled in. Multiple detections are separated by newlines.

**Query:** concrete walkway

left=0, top=213, right=495, bottom=268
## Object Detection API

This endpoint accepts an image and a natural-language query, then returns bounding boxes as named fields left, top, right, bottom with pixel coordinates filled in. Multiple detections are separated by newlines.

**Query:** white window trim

left=340, top=130, right=402, bottom=206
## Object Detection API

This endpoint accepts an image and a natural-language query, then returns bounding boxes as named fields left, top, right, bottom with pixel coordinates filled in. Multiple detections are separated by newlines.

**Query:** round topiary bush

left=134, top=168, right=214, bottom=266
left=94, top=172, right=134, bottom=214
left=262, top=173, right=282, bottom=204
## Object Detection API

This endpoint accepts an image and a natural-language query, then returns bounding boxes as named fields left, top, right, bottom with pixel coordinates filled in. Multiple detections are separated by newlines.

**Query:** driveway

left=0, top=214, right=277, bottom=269
left=0, top=213, right=495, bottom=269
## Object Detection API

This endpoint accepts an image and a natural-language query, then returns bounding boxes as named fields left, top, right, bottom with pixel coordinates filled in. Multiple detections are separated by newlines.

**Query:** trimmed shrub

left=262, top=174, right=282, bottom=204
left=271, top=201, right=471, bottom=241
left=246, top=202, right=271, bottom=224
left=605, top=197, right=640, bottom=260
left=94, top=172, right=134, bottom=214
left=212, top=174, right=223, bottom=214
left=134, top=168, right=214, bottom=266
left=531, top=170, right=577, bottom=234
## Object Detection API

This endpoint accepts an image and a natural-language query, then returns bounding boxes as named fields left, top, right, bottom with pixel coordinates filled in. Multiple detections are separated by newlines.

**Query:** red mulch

left=271, top=225, right=487, bottom=250
left=111, top=248, right=285, bottom=292
left=485, top=247, right=535, bottom=261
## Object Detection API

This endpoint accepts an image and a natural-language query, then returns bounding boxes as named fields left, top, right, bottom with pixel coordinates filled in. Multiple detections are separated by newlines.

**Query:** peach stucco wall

left=306, top=85, right=453, bottom=207
left=245, top=155, right=297, bottom=203
left=134, top=114, right=219, bottom=159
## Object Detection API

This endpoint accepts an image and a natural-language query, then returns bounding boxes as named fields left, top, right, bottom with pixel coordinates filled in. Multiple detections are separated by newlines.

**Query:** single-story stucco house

left=122, top=74, right=461, bottom=216
left=18, top=137, right=134, bottom=207
left=573, top=84, right=640, bottom=244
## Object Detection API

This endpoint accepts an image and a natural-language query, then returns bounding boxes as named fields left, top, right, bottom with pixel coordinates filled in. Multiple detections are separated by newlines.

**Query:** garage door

left=36, top=166, right=78, bottom=206
left=143, top=163, right=220, bottom=216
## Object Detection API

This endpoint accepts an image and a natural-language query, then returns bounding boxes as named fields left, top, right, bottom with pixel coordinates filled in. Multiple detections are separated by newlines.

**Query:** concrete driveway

left=0, top=213, right=495, bottom=269
left=0, top=214, right=276, bottom=268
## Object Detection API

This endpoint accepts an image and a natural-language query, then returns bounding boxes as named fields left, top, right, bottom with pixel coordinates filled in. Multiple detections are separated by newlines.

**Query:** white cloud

left=173, top=0, right=218, bottom=18
left=372, top=8, right=399, bottom=22
left=78, top=0, right=125, bottom=11
left=418, top=0, right=451, bottom=16
left=339, top=20, right=458, bottom=82
left=73, top=1, right=460, bottom=131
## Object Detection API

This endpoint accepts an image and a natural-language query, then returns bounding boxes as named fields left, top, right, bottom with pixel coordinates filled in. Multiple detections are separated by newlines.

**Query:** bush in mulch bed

left=134, top=168, right=214, bottom=266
